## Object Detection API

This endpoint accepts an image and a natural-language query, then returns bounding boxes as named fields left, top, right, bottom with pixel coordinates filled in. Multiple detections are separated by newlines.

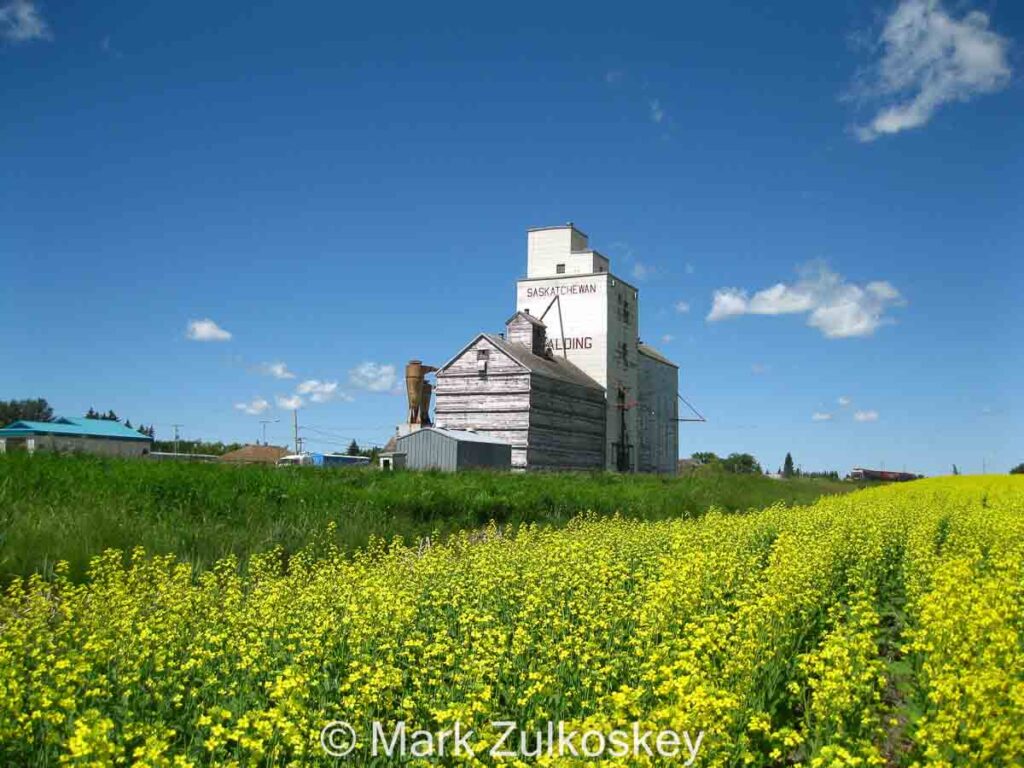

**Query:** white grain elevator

left=514, top=224, right=679, bottom=472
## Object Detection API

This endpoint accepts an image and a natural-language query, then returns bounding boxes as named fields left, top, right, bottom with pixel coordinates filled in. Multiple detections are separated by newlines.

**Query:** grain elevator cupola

left=505, top=311, right=547, bottom=356
left=426, top=223, right=680, bottom=473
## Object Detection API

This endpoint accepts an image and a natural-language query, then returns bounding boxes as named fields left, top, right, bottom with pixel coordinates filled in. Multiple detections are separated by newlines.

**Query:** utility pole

left=292, top=409, right=300, bottom=454
left=172, top=424, right=183, bottom=455
left=259, top=418, right=279, bottom=445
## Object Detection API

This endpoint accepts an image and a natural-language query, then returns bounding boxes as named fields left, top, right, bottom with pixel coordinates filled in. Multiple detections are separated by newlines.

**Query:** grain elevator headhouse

left=434, top=223, right=679, bottom=473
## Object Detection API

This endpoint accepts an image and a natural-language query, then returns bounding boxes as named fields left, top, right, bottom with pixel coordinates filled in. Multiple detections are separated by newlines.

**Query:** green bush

left=0, top=453, right=854, bottom=582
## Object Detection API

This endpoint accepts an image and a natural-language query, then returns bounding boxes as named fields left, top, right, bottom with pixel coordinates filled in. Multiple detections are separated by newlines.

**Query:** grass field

left=0, top=453, right=854, bottom=582
left=1, top=476, right=1021, bottom=765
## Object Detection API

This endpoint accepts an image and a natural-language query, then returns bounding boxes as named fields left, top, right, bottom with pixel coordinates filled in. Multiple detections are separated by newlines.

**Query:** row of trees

left=83, top=407, right=156, bottom=438
left=0, top=399, right=156, bottom=438
left=691, top=450, right=841, bottom=479
left=151, top=440, right=244, bottom=456
left=691, top=452, right=763, bottom=475
left=0, top=398, right=53, bottom=425
left=781, top=452, right=839, bottom=480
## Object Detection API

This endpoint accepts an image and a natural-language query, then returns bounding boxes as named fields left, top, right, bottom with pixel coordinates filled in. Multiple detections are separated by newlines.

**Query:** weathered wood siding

left=435, top=335, right=606, bottom=471
left=506, top=314, right=545, bottom=355
left=526, top=375, right=605, bottom=470
left=435, top=337, right=532, bottom=468
left=637, top=351, right=678, bottom=474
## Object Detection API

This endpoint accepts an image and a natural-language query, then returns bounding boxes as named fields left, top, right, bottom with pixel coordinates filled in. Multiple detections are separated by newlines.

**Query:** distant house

left=219, top=444, right=290, bottom=465
left=0, top=417, right=152, bottom=458
left=677, top=458, right=699, bottom=475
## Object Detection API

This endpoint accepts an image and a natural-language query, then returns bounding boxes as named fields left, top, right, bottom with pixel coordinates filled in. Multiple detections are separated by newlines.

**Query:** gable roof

left=0, top=417, right=152, bottom=441
left=482, top=334, right=603, bottom=390
left=220, top=445, right=290, bottom=463
left=637, top=343, right=678, bottom=368
left=504, top=310, right=546, bottom=328
left=437, top=332, right=603, bottom=391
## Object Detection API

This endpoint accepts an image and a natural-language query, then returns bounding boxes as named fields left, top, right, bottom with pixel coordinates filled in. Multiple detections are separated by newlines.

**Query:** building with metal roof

left=393, top=427, right=512, bottom=472
left=0, top=417, right=153, bottom=458
left=434, top=312, right=606, bottom=471
left=427, top=225, right=679, bottom=473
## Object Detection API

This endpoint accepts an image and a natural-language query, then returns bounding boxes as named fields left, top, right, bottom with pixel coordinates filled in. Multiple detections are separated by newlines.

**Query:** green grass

left=0, top=452, right=857, bottom=582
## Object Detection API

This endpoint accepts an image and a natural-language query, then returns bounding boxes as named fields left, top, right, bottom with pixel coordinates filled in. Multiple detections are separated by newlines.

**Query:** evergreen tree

left=85, top=407, right=98, bottom=419
left=0, top=398, right=54, bottom=425
left=124, top=419, right=133, bottom=429
left=347, top=439, right=361, bottom=456
left=783, top=452, right=795, bottom=478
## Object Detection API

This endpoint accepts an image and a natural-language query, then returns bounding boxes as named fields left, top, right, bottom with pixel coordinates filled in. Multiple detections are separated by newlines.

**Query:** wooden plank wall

left=435, top=337, right=532, bottom=468
left=435, top=336, right=606, bottom=471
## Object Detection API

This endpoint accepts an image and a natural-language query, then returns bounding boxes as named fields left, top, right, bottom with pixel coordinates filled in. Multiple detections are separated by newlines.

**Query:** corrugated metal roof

left=398, top=427, right=511, bottom=445
left=638, top=343, right=678, bottom=368
left=0, top=417, right=152, bottom=441
left=482, top=334, right=604, bottom=390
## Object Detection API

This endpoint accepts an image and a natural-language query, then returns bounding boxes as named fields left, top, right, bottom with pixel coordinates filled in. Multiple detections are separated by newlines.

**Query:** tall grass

left=0, top=452, right=855, bottom=582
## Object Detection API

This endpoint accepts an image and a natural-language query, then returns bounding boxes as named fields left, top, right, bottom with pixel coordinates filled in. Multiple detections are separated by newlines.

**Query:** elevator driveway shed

left=395, top=427, right=511, bottom=472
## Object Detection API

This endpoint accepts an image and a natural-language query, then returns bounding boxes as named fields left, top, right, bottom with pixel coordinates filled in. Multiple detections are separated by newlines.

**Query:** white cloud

left=707, top=262, right=905, bottom=339
left=661, top=334, right=674, bottom=344
left=707, top=289, right=750, bottom=321
left=349, top=361, right=397, bottom=393
left=631, top=262, right=653, bottom=281
left=751, top=363, right=769, bottom=375
left=260, top=361, right=296, bottom=380
left=648, top=99, right=665, bottom=124
left=235, top=397, right=270, bottom=416
left=850, top=0, right=1012, bottom=141
left=838, top=396, right=852, bottom=407
left=186, top=318, right=232, bottom=342
left=812, top=412, right=833, bottom=421
left=674, top=300, right=691, bottom=314
left=685, top=263, right=695, bottom=275
left=854, top=410, right=880, bottom=422
left=296, top=379, right=350, bottom=404
left=0, top=0, right=51, bottom=43
left=276, top=394, right=303, bottom=410
left=605, top=69, right=624, bottom=85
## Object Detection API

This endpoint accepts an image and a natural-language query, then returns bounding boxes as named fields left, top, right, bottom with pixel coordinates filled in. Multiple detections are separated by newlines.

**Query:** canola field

left=1, top=477, right=1022, bottom=766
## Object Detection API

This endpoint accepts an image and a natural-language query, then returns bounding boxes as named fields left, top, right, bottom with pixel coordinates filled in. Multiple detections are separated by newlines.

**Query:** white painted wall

left=516, top=274, right=609, bottom=389
left=514, top=224, right=678, bottom=473
left=604, top=277, right=641, bottom=471
left=525, top=225, right=607, bottom=278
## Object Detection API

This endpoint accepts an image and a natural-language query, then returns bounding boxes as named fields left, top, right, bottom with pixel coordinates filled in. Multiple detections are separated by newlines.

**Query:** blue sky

left=1, top=0, right=1020, bottom=475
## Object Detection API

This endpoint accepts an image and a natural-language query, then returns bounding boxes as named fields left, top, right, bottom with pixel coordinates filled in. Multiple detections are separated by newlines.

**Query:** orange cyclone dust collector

left=405, top=360, right=437, bottom=426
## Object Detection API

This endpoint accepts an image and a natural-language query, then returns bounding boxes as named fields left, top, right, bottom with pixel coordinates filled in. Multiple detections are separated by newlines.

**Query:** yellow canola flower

left=0, top=477, right=1020, bottom=765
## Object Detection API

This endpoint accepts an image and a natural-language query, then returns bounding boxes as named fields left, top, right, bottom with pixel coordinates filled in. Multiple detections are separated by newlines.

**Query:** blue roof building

left=0, top=416, right=153, bottom=458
